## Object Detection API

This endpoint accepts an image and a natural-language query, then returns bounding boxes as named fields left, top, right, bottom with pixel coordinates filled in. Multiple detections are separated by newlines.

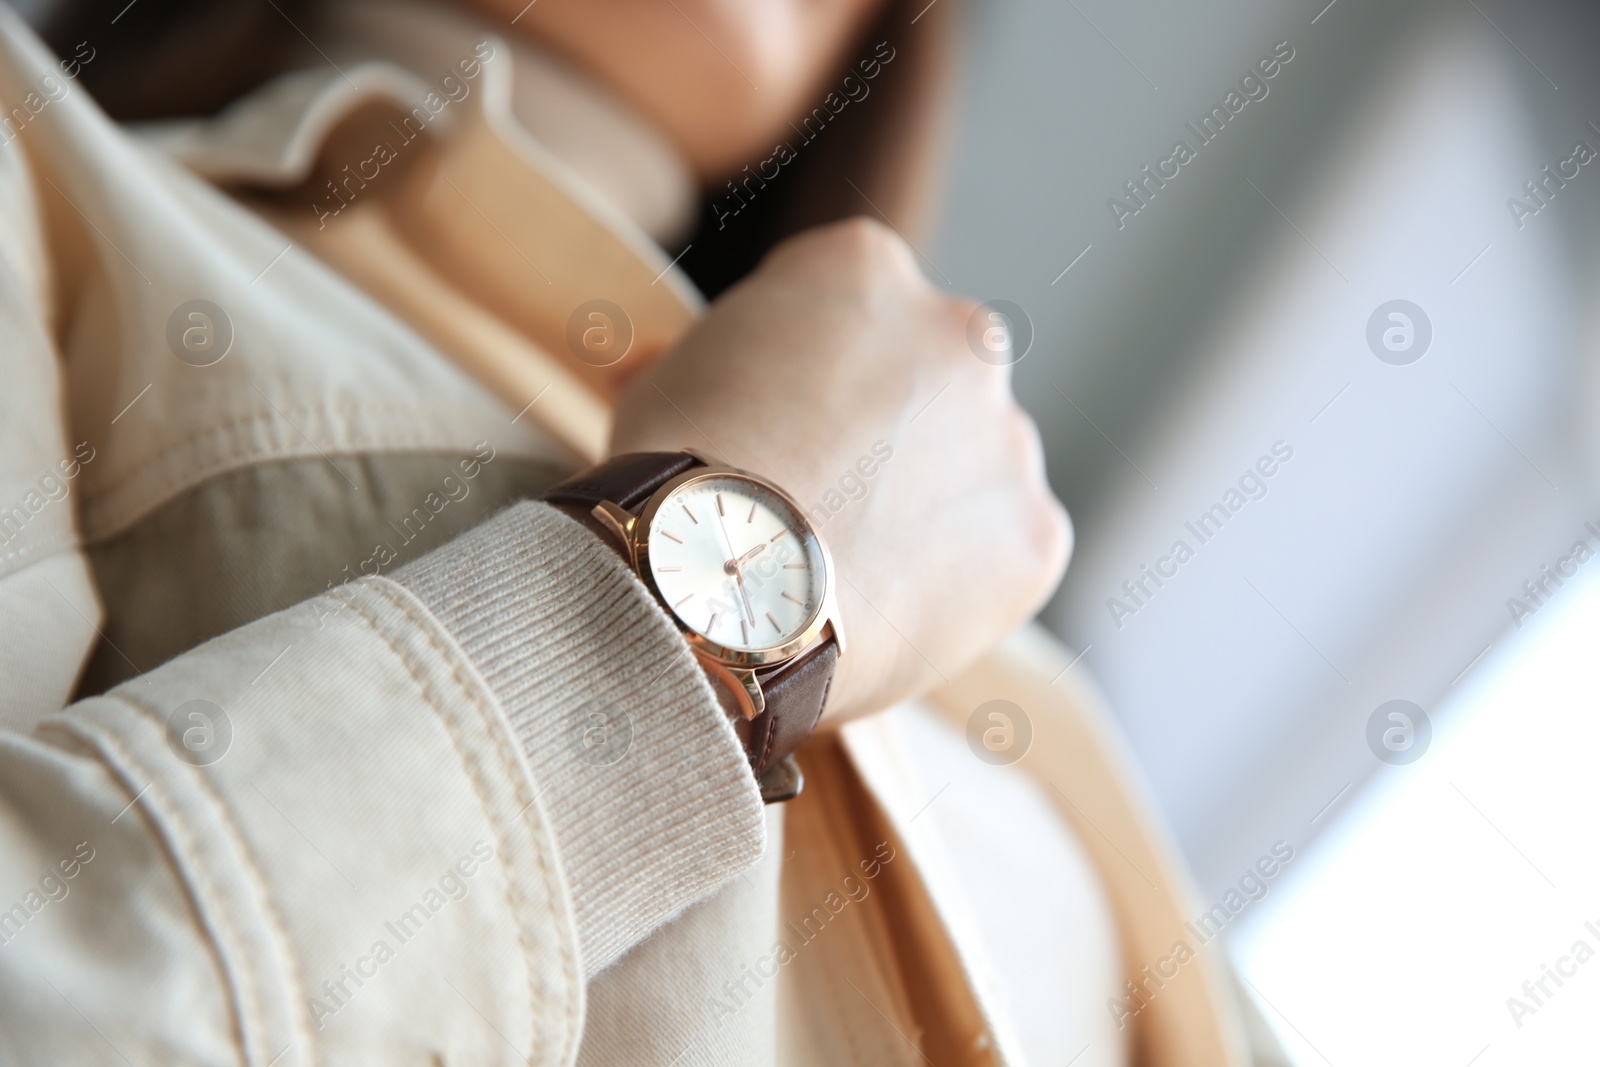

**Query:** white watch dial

left=646, top=475, right=825, bottom=652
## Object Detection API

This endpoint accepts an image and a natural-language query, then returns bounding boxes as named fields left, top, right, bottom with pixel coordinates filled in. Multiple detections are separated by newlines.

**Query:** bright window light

left=1232, top=558, right=1600, bottom=1066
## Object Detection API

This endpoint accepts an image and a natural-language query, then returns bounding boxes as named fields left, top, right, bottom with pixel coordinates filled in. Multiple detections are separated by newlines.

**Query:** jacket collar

left=131, top=3, right=704, bottom=465
left=136, top=0, right=698, bottom=250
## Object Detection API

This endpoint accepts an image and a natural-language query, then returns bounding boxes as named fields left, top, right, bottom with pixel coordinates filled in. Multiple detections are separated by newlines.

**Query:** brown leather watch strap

left=542, top=452, right=838, bottom=802
left=749, top=639, right=837, bottom=776
left=543, top=452, right=702, bottom=511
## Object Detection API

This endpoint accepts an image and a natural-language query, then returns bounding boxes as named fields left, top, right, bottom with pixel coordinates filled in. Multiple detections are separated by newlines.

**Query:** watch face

left=645, top=474, right=826, bottom=653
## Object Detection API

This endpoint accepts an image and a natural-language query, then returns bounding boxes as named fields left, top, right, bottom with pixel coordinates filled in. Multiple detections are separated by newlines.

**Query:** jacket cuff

left=393, top=501, right=764, bottom=975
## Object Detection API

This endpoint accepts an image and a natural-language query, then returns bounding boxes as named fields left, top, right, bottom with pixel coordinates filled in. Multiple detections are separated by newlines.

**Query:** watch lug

left=590, top=500, right=635, bottom=549
left=693, top=652, right=766, bottom=720
left=729, top=667, right=767, bottom=720
left=824, top=616, right=846, bottom=659
left=683, top=447, right=721, bottom=468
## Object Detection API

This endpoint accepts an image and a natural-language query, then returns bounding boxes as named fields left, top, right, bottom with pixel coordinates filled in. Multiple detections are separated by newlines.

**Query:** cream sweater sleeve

left=391, top=501, right=767, bottom=975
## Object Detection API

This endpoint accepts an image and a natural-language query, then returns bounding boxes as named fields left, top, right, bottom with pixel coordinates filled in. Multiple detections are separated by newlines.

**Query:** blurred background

left=933, top=0, right=1600, bottom=1061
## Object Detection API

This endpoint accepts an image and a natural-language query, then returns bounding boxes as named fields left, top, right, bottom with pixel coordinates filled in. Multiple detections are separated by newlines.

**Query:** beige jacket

left=0, top=3, right=1254, bottom=1064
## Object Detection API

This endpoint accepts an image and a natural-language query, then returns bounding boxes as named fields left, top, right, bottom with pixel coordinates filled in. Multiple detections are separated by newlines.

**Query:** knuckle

left=945, top=294, right=983, bottom=322
left=1005, top=405, right=1044, bottom=463
left=942, top=294, right=982, bottom=335
left=816, top=216, right=918, bottom=280
left=1016, top=480, right=1072, bottom=580
left=759, top=218, right=927, bottom=311
left=1006, top=410, right=1072, bottom=567
left=1035, top=495, right=1074, bottom=574
left=830, top=215, right=900, bottom=255
left=932, top=296, right=984, bottom=366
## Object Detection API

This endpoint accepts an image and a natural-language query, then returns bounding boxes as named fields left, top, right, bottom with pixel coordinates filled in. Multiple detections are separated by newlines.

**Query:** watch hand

left=715, top=506, right=756, bottom=621
left=735, top=543, right=767, bottom=565
left=734, top=568, right=756, bottom=625
left=716, top=507, right=742, bottom=569
left=712, top=501, right=763, bottom=626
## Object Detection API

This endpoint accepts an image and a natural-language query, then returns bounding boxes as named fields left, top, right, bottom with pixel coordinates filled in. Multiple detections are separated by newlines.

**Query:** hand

left=612, top=218, right=1071, bottom=722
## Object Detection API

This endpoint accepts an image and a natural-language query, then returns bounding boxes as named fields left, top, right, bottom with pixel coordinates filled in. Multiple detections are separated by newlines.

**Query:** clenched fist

left=612, top=218, right=1071, bottom=721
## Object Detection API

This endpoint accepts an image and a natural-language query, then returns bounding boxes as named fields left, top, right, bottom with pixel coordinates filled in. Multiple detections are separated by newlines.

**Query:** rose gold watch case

left=589, top=455, right=845, bottom=684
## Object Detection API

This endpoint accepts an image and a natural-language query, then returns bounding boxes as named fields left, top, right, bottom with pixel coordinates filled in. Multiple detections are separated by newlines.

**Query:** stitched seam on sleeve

left=348, top=577, right=581, bottom=1065
left=45, top=711, right=298, bottom=1067
left=103, top=693, right=320, bottom=1064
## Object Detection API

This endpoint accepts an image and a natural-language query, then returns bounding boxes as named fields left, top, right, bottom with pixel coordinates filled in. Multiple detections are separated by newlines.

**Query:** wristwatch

left=543, top=451, right=845, bottom=802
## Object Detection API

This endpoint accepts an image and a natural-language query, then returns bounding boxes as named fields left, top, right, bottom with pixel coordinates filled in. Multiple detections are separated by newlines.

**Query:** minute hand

left=717, top=510, right=756, bottom=624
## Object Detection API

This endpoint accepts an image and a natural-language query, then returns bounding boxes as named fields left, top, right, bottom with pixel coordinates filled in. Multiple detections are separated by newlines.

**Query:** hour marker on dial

left=782, top=591, right=804, bottom=606
left=770, top=530, right=788, bottom=542
left=766, top=611, right=782, bottom=632
left=658, top=566, right=681, bottom=572
left=784, top=563, right=805, bottom=569
left=682, top=504, right=699, bottom=524
left=662, top=530, right=684, bottom=544
left=747, top=502, right=757, bottom=523
left=674, top=594, right=694, bottom=609
left=716, top=493, right=725, bottom=516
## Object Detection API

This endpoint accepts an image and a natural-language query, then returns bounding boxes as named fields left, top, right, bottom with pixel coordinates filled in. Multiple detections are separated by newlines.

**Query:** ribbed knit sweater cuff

left=393, top=501, right=765, bottom=976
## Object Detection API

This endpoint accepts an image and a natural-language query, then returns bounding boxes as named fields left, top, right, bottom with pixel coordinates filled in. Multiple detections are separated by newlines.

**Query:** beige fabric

left=922, top=627, right=1255, bottom=1066
left=79, top=453, right=567, bottom=693
left=26, top=574, right=590, bottom=1065
left=851, top=701, right=1129, bottom=1065
left=48, top=107, right=564, bottom=546
left=0, top=6, right=760, bottom=1063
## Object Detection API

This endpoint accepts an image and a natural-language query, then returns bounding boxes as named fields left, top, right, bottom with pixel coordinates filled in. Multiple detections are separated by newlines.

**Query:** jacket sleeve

left=0, top=19, right=761, bottom=1065
left=0, top=123, right=763, bottom=1067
